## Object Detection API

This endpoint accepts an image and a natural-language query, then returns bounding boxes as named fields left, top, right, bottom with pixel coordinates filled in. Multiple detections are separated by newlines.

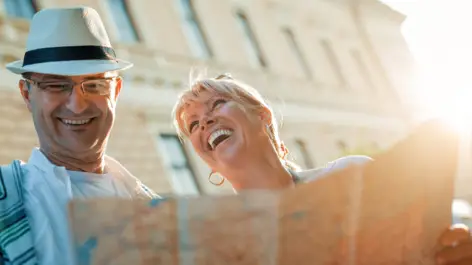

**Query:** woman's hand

left=435, top=224, right=472, bottom=265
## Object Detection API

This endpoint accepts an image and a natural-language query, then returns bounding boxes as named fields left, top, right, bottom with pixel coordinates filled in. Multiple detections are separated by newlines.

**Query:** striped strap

left=139, top=182, right=161, bottom=199
left=0, top=161, right=37, bottom=265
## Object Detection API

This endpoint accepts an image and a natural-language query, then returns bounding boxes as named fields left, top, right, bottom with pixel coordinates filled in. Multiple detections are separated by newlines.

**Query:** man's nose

left=200, top=117, right=215, bottom=131
left=65, top=86, right=88, bottom=114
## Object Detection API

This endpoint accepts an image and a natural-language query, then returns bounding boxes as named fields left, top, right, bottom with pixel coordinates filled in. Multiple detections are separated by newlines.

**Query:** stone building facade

left=0, top=0, right=420, bottom=196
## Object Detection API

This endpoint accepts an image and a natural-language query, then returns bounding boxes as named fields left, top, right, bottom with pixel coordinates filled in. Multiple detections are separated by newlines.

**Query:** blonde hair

left=172, top=72, right=300, bottom=172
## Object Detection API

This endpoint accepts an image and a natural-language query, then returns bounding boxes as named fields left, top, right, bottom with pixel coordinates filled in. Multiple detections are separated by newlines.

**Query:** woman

left=172, top=73, right=472, bottom=264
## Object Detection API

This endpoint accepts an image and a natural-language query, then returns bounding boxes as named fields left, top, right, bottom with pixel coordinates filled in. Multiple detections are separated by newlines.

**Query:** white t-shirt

left=21, top=148, right=153, bottom=265
left=67, top=170, right=134, bottom=198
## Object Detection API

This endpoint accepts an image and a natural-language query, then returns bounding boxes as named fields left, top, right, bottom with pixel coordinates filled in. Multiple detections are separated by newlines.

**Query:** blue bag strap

left=0, top=160, right=37, bottom=265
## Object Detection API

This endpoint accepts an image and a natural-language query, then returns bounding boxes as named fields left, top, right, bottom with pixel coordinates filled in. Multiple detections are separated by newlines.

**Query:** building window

left=282, top=27, right=312, bottom=79
left=176, top=0, right=213, bottom=59
left=235, top=10, right=267, bottom=68
left=351, top=49, right=375, bottom=91
left=293, top=139, right=315, bottom=168
left=107, top=0, right=140, bottom=43
left=4, top=0, right=38, bottom=19
left=158, top=134, right=200, bottom=195
left=320, top=39, right=346, bottom=86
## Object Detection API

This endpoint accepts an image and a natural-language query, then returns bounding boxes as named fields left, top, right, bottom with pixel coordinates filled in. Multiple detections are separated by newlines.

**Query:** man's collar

left=27, top=148, right=58, bottom=173
left=27, top=147, right=133, bottom=179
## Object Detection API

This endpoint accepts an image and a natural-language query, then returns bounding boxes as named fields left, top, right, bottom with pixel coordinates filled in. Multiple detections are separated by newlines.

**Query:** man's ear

left=19, top=80, right=32, bottom=112
left=114, top=76, right=123, bottom=101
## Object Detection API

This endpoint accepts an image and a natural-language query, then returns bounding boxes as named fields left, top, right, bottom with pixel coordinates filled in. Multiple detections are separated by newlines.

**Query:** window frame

left=157, top=133, right=201, bottom=195
left=235, top=10, right=268, bottom=68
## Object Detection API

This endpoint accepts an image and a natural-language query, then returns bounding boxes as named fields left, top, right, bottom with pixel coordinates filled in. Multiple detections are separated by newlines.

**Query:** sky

left=380, top=0, right=472, bottom=123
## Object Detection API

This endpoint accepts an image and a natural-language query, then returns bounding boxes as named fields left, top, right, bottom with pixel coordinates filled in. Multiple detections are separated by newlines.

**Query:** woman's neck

left=226, top=156, right=295, bottom=192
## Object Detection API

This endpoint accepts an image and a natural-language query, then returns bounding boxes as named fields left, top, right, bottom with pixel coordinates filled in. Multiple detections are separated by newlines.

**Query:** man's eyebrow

left=82, top=75, right=106, bottom=80
left=37, top=74, right=105, bottom=81
left=37, top=75, right=69, bottom=81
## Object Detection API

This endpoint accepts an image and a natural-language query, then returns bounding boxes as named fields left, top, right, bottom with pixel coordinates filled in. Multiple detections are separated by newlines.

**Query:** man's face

left=19, top=71, right=122, bottom=158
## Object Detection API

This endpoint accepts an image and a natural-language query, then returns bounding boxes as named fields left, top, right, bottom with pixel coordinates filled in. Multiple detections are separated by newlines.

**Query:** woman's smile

left=207, top=128, right=233, bottom=150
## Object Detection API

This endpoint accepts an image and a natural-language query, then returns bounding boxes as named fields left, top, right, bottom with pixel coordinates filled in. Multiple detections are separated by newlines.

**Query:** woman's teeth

left=208, top=129, right=233, bottom=149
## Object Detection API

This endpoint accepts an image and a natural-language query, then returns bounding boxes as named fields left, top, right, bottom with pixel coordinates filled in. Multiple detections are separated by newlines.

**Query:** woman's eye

left=189, top=121, right=199, bottom=133
left=212, top=99, right=226, bottom=109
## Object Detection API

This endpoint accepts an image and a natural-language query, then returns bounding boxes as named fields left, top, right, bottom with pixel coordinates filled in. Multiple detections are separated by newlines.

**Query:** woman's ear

left=258, top=106, right=272, bottom=126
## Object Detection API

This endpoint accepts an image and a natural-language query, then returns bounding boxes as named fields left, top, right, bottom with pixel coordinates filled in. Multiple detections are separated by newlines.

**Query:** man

left=0, top=6, right=158, bottom=265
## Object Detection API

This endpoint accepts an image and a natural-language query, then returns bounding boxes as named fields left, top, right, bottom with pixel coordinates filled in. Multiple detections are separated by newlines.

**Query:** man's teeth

left=61, top=119, right=91, bottom=125
left=208, top=129, right=232, bottom=149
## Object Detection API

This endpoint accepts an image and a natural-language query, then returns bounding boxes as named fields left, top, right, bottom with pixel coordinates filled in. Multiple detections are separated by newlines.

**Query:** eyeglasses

left=24, top=77, right=121, bottom=97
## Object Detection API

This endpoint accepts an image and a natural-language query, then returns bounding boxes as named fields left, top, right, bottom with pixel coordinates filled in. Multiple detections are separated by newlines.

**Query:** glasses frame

left=23, top=76, right=121, bottom=97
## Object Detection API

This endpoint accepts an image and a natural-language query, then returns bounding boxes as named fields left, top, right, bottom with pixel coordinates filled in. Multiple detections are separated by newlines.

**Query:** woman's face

left=182, top=89, right=267, bottom=174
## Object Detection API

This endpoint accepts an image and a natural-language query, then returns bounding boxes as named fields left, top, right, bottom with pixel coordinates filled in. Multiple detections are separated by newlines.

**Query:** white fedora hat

left=6, top=6, right=133, bottom=76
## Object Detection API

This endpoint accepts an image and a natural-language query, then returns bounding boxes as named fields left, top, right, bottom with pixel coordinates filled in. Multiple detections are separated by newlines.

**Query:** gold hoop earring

left=208, top=171, right=225, bottom=186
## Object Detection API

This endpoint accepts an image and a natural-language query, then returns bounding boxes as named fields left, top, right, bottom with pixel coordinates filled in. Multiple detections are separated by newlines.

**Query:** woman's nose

left=200, top=117, right=215, bottom=131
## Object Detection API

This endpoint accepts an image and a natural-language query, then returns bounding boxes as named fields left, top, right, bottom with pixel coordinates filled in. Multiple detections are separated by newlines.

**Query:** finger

left=439, top=225, right=471, bottom=247
left=436, top=241, right=472, bottom=265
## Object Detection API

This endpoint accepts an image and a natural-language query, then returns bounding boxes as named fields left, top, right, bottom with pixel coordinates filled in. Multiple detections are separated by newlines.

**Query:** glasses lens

left=82, top=79, right=113, bottom=95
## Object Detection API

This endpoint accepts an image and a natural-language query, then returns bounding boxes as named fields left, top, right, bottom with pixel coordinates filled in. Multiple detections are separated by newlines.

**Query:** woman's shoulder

left=324, top=155, right=373, bottom=170
left=295, top=155, right=373, bottom=183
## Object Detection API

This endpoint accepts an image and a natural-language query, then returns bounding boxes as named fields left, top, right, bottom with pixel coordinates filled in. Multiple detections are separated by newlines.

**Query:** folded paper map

left=69, top=120, right=459, bottom=265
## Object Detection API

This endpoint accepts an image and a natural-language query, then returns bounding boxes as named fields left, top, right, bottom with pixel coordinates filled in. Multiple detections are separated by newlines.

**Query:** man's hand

left=435, top=224, right=472, bottom=265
